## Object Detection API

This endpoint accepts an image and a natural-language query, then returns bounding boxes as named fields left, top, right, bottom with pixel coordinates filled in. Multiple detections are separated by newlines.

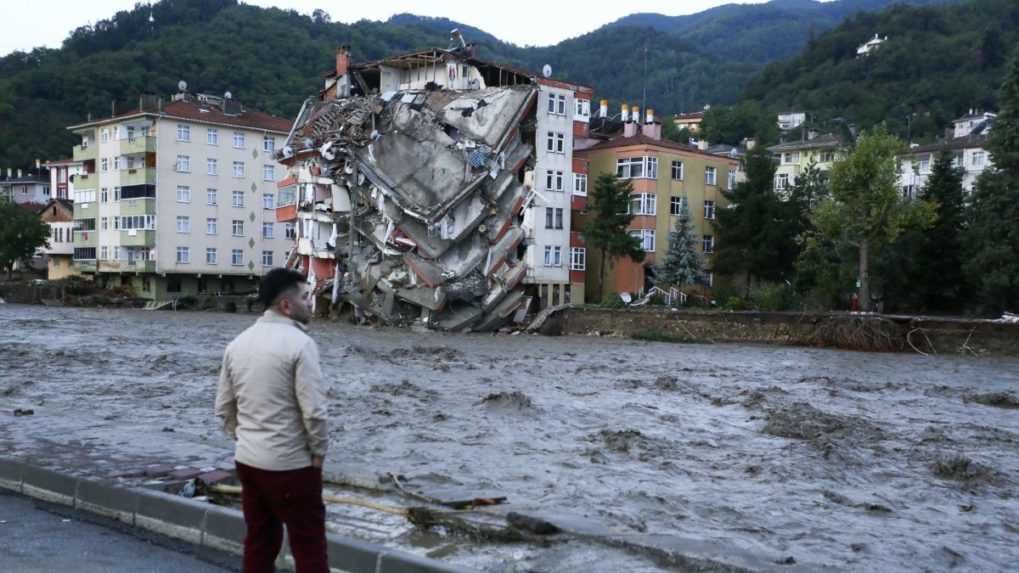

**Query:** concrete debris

left=279, top=84, right=537, bottom=331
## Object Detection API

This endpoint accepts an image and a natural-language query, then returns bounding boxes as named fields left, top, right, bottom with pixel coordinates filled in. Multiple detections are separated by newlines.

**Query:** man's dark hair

left=258, top=268, right=307, bottom=309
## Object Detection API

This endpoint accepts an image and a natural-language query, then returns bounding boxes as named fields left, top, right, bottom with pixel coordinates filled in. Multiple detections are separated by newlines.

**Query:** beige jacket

left=215, top=310, right=329, bottom=471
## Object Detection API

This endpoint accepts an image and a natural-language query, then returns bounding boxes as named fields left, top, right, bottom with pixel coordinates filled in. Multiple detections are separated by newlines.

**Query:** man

left=216, top=268, right=329, bottom=573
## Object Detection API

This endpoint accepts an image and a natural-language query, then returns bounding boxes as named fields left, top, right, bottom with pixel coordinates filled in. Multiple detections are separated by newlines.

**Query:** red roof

left=578, top=133, right=739, bottom=163
left=161, top=101, right=291, bottom=133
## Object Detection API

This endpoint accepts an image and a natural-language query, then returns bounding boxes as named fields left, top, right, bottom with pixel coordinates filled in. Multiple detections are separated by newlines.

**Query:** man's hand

left=311, top=455, right=324, bottom=468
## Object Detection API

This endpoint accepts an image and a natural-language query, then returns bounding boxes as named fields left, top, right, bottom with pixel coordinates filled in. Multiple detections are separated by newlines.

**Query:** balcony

left=99, top=260, right=156, bottom=273
left=74, top=202, right=97, bottom=218
left=73, top=144, right=97, bottom=162
left=73, top=230, right=97, bottom=247
left=120, top=167, right=156, bottom=187
left=119, top=197, right=156, bottom=217
left=74, top=173, right=97, bottom=187
left=73, top=261, right=97, bottom=273
left=119, top=229, right=156, bottom=247
left=119, top=136, right=156, bottom=156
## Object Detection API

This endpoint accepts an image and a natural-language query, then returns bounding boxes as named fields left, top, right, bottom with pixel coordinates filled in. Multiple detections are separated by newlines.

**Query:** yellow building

left=767, top=134, right=845, bottom=196
left=672, top=111, right=705, bottom=134
left=576, top=128, right=739, bottom=301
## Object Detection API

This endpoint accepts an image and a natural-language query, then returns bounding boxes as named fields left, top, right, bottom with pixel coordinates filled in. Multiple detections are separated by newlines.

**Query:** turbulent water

left=2, top=304, right=1018, bottom=572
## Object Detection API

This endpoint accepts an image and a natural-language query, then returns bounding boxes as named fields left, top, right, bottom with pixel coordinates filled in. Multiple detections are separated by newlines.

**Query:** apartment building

left=576, top=112, right=740, bottom=300
left=36, top=199, right=76, bottom=280
left=297, top=45, right=593, bottom=310
left=897, top=111, right=995, bottom=198
left=767, top=133, right=845, bottom=196
left=66, top=88, right=291, bottom=299
left=43, top=158, right=86, bottom=201
left=0, top=167, right=50, bottom=206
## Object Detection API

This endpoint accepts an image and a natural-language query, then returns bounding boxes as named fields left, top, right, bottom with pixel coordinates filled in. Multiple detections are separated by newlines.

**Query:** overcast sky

left=0, top=0, right=786, bottom=56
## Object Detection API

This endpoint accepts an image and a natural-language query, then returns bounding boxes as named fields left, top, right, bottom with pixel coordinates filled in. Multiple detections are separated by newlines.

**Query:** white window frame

left=232, top=190, right=244, bottom=208
left=207, top=128, right=219, bottom=146
left=176, top=124, right=191, bottom=142
left=207, top=188, right=218, bottom=205
left=574, top=173, right=588, bottom=196
left=231, top=249, right=243, bottom=266
left=261, top=250, right=274, bottom=267
left=556, top=133, right=565, bottom=153
left=262, top=165, right=274, bottom=182
left=704, top=200, right=716, bottom=221
left=233, top=161, right=244, bottom=178
left=176, top=185, right=191, bottom=203
left=285, top=222, right=296, bottom=239
left=176, top=215, right=191, bottom=234
left=232, top=219, right=244, bottom=237
left=629, top=193, right=656, bottom=216
left=233, top=132, right=245, bottom=149
left=727, top=169, right=737, bottom=190
left=545, top=207, right=554, bottom=229
left=262, top=222, right=274, bottom=239
left=262, top=193, right=274, bottom=209
left=671, top=160, right=684, bottom=181
left=703, top=234, right=715, bottom=254
left=206, top=247, right=218, bottom=265
left=176, top=246, right=190, bottom=264
left=206, top=218, right=218, bottom=235
left=776, top=173, right=789, bottom=191
left=176, top=155, right=191, bottom=173
left=570, top=247, right=586, bottom=271
left=630, top=229, right=655, bottom=252
left=705, top=166, right=717, bottom=186
left=207, top=158, right=218, bottom=176
left=263, top=135, right=275, bottom=153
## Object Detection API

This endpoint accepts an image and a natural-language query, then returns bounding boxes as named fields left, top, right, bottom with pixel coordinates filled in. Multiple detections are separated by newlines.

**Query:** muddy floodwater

left=2, top=304, right=1018, bottom=571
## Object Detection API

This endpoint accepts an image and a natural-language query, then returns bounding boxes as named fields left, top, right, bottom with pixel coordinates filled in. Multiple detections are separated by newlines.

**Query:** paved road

left=0, top=491, right=236, bottom=572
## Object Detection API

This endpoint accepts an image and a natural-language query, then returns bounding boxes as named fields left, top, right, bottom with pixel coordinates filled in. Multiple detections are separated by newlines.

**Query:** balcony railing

left=72, top=144, right=97, bottom=162
left=120, top=167, right=156, bottom=187
left=119, top=136, right=156, bottom=156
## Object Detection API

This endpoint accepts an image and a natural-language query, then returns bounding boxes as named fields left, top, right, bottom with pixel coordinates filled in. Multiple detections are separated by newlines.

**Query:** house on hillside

left=767, top=133, right=845, bottom=196
left=897, top=111, right=996, bottom=198
left=857, top=34, right=887, bottom=57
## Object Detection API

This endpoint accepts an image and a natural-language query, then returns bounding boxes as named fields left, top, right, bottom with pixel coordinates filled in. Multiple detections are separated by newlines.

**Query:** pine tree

left=656, top=200, right=701, bottom=288
left=965, top=54, right=1019, bottom=313
left=920, top=152, right=967, bottom=310
left=583, top=173, right=645, bottom=301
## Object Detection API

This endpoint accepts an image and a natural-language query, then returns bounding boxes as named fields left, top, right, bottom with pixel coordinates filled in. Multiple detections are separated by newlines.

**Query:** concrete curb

left=0, top=458, right=475, bottom=573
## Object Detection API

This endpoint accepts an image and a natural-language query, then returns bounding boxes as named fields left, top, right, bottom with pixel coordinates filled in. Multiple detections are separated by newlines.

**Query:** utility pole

left=641, top=40, right=648, bottom=118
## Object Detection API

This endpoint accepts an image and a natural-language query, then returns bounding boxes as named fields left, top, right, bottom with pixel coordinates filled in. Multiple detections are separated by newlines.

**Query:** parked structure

left=576, top=110, right=739, bottom=299
left=276, top=38, right=592, bottom=329
left=66, top=87, right=291, bottom=299
left=767, top=133, right=845, bottom=196
left=36, top=199, right=76, bottom=280
left=0, top=166, right=50, bottom=206
left=898, top=111, right=996, bottom=198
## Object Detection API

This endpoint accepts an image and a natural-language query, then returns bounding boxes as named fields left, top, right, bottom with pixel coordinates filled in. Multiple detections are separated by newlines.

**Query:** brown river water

left=1, top=304, right=1017, bottom=571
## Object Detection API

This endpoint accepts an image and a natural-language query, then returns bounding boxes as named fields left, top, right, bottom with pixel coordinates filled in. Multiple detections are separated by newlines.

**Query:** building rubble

left=277, top=83, right=538, bottom=331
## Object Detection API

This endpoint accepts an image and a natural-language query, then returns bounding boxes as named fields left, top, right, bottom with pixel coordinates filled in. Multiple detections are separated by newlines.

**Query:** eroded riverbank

left=2, top=304, right=1017, bottom=571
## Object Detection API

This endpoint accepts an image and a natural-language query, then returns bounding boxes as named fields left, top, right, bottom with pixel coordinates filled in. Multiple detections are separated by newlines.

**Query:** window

left=206, top=248, right=217, bottom=265
left=233, top=132, right=245, bottom=149
left=232, top=190, right=244, bottom=208
left=113, top=216, right=120, bottom=230
left=263, top=135, right=275, bottom=153
left=262, top=222, right=274, bottom=239
left=261, top=250, right=274, bottom=267
left=820, top=151, right=835, bottom=162
left=207, top=188, right=218, bottom=205
left=207, top=128, right=219, bottom=146
left=574, top=173, right=587, bottom=196
left=231, top=249, right=243, bottom=266
left=176, top=124, right=191, bottom=142
left=207, top=158, right=218, bottom=176
left=630, top=229, right=655, bottom=252
left=101, top=217, right=108, bottom=231
left=232, top=219, right=244, bottom=236
left=278, top=186, right=296, bottom=206
left=74, top=189, right=97, bottom=203
left=704, top=200, right=716, bottom=220
left=113, top=187, right=121, bottom=201
left=705, top=167, right=717, bottom=186
left=555, top=170, right=564, bottom=191
left=617, top=156, right=657, bottom=179
left=207, top=218, right=218, bottom=235
left=262, top=193, right=274, bottom=209
left=555, top=208, right=564, bottom=229
left=176, top=185, right=191, bottom=203
left=100, top=246, right=109, bottom=260
left=284, top=222, right=296, bottom=239
left=543, top=245, right=563, bottom=267
left=646, top=157, right=658, bottom=179
left=547, top=93, right=556, bottom=114
left=671, top=160, right=684, bottom=181
left=972, top=151, right=986, bottom=167
left=101, top=129, right=109, bottom=144
left=176, top=155, right=190, bottom=173
left=557, top=95, right=567, bottom=115
left=782, top=152, right=800, bottom=164
left=670, top=196, right=688, bottom=216
left=570, top=247, right=586, bottom=271
left=727, top=169, right=737, bottom=190
left=919, top=157, right=931, bottom=173
left=556, top=133, right=565, bottom=153
left=629, top=193, right=656, bottom=216
left=776, top=173, right=789, bottom=191
left=117, top=215, right=155, bottom=231
left=702, top=235, right=715, bottom=254
left=176, top=216, right=191, bottom=234
left=546, top=131, right=555, bottom=152
left=101, top=158, right=109, bottom=172
left=176, top=246, right=190, bottom=264
left=263, top=165, right=274, bottom=182
left=113, top=246, right=121, bottom=261
left=545, top=207, right=554, bottom=229
left=545, top=170, right=554, bottom=191
left=101, top=188, right=108, bottom=203
left=233, top=161, right=244, bottom=178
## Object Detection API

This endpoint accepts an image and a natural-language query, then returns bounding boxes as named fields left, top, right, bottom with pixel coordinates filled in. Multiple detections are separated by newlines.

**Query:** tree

left=965, top=54, right=1019, bottom=313
left=0, top=201, right=50, bottom=278
left=583, top=173, right=645, bottom=301
left=713, top=146, right=798, bottom=294
left=656, top=200, right=701, bottom=288
left=662, top=119, right=693, bottom=145
left=701, top=102, right=778, bottom=147
left=811, top=126, right=935, bottom=311
left=920, top=152, right=967, bottom=310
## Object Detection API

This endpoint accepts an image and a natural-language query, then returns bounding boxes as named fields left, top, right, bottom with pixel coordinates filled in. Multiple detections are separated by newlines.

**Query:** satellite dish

left=224, top=91, right=232, bottom=100
left=542, top=64, right=552, bottom=78
left=177, top=80, right=187, bottom=92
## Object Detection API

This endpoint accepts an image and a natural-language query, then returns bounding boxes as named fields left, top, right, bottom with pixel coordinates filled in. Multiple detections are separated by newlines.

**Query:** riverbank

left=543, top=306, right=1019, bottom=357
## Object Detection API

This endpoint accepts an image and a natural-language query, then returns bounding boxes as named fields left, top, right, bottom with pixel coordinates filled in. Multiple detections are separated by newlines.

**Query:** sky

left=0, top=0, right=782, bottom=56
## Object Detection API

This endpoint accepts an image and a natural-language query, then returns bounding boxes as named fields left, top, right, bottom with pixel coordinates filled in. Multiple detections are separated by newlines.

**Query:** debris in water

left=477, top=391, right=534, bottom=410
left=929, top=454, right=999, bottom=485
left=13, top=408, right=34, bottom=417
left=964, top=392, right=1019, bottom=409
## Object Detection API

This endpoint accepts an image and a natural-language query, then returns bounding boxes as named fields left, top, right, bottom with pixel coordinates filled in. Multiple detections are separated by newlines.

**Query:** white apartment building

left=0, top=167, right=50, bottom=205
left=898, top=111, right=995, bottom=198
left=67, top=88, right=292, bottom=299
left=43, top=159, right=85, bottom=201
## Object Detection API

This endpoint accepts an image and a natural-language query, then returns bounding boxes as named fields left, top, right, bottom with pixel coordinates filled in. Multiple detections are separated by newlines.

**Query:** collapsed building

left=276, top=34, right=593, bottom=331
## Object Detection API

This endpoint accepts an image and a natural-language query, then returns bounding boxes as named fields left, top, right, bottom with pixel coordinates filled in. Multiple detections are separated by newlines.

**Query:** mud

left=2, top=304, right=1019, bottom=571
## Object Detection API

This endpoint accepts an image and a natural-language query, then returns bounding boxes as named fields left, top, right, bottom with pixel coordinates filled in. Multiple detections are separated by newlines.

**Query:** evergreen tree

left=920, top=152, right=967, bottom=310
left=965, top=54, right=1019, bottom=313
left=583, top=173, right=645, bottom=301
left=656, top=200, right=701, bottom=288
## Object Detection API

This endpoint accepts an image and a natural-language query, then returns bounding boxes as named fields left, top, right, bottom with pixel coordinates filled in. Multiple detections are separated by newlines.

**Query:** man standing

left=216, top=268, right=329, bottom=573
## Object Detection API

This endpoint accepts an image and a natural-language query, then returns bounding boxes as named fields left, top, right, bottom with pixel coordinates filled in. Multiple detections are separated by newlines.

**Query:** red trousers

left=235, top=462, right=328, bottom=573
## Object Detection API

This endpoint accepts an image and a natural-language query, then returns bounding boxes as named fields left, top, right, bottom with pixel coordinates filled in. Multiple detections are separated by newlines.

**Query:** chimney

left=697, top=140, right=708, bottom=151
left=336, top=46, right=350, bottom=77
left=744, top=138, right=757, bottom=151
left=600, top=99, right=608, bottom=118
left=620, top=103, right=629, bottom=123
left=17, top=168, right=23, bottom=178
left=645, top=108, right=655, bottom=124
left=35, top=159, right=41, bottom=170
left=641, top=122, right=662, bottom=141
left=631, top=105, right=640, bottom=124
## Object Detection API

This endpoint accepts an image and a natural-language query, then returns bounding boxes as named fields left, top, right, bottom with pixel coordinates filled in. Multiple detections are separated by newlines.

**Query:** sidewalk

left=0, top=491, right=235, bottom=573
